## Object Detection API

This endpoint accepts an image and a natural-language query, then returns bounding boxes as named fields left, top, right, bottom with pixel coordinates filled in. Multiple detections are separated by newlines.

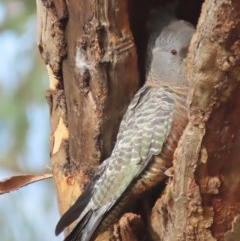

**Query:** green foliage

left=0, top=0, right=49, bottom=171
left=0, top=0, right=36, bottom=33
left=0, top=2, right=60, bottom=241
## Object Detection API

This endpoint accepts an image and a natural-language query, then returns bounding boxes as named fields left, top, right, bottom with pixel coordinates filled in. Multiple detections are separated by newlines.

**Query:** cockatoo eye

left=171, top=49, right=177, bottom=55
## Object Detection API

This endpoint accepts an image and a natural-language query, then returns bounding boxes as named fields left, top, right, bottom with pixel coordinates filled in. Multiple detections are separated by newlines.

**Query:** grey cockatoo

left=55, top=10, right=195, bottom=241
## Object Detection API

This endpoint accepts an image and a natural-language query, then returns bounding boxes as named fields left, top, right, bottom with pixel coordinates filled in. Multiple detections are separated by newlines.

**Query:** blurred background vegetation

left=0, top=1, right=61, bottom=240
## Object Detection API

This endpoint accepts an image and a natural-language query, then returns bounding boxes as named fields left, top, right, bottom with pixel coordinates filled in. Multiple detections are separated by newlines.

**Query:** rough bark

left=151, top=1, right=240, bottom=241
left=36, top=0, right=240, bottom=240
left=36, top=0, right=139, bottom=238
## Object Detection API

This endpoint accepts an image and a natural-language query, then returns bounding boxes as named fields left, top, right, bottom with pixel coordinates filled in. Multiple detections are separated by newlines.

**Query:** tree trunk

left=151, top=1, right=240, bottom=241
left=36, top=0, right=240, bottom=240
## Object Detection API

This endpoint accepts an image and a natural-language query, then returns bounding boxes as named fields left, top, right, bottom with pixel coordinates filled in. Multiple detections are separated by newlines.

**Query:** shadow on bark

left=36, top=0, right=240, bottom=240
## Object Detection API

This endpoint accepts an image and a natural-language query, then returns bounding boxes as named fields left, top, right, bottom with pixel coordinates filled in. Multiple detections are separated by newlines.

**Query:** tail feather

left=55, top=178, right=96, bottom=235
left=64, top=202, right=113, bottom=241
left=55, top=184, right=93, bottom=235
left=55, top=165, right=107, bottom=236
left=64, top=210, right=92, bottom=241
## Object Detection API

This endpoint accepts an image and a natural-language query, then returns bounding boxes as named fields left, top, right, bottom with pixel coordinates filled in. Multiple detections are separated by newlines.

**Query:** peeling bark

left=37, top=0, right=139, bottom=238
left=96, top=213, right=145, bottom=241
left=37, top=0, right=240, bottom=240
left=151, top=1, right=240, bottom=241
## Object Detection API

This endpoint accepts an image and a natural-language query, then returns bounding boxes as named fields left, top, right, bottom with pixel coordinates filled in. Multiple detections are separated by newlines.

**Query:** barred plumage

left=55, top=16, right=195, bottom=241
